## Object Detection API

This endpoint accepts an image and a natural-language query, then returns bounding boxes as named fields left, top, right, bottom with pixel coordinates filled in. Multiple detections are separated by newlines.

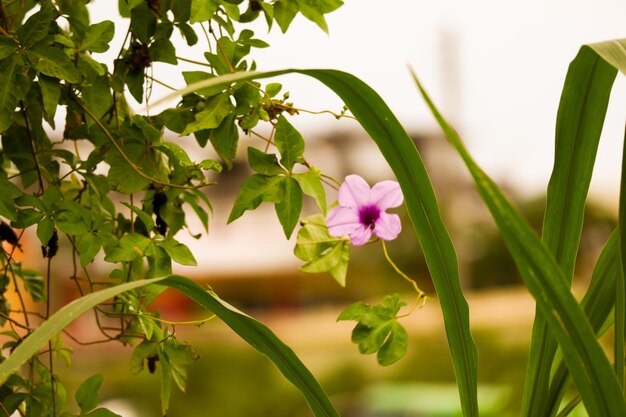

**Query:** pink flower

left=326, top=174, right=404, bottom=246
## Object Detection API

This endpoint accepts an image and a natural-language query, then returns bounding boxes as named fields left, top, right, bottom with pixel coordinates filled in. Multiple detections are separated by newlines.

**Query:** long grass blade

left=0, top=278, right=168, bottom=385
left=546, top=230, right=620, bottom=415
left=616, top=124, right=626, bottom=389
left=411, top=69, right=626, bottom=417
left=160, top=276, right=340, bottom=417
left=522, top=45, right=617, bottom=417
left=0, top=275, right=341, bottom=417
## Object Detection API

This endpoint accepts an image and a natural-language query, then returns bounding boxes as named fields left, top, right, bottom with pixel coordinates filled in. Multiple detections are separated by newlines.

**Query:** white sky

left=84, top=1, right=626, bottom=273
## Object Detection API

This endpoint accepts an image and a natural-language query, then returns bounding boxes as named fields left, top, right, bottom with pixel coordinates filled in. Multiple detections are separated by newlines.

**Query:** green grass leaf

left=160, top=275, right=341, bottom=417
left=412, top=69, right=626, bottom=417
left=546, top=230, right=620, bottom=415
left=0, top=275, right=339, bottom=417
left=522, top=40, right=623, bottom=417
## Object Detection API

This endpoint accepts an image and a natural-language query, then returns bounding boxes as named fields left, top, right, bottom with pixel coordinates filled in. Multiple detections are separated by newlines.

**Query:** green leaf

left=78, top=54, right=106, bottom=77
left=104, top=234, right=151, bottom=262
left=521, top=44, right=619, bottom=417
left=0, top=273, right=339, bottom=416
left=38, top=75, right=61, bottom=125
left=55, top=209, right=89, bottom=236
left=106, top=143, right=152, bottom=194
left=80, top=20, right=115, bottom=53
left=0, top=55, right=24, bottom=133
left=546, top=231, right=621, bottom=416
left=0, top=37, right=18, bottom=60
left=0, top=177, right=21, bottom=221
left=227, top=174, right=284, bottom=223
left=199, top=159, right=222, bottom=172
left=36, top=217, right=54, bottom=246
left=0, top=278, right=169, bottom=386
left=75, top=374, right=103, bottom=413
left=131, top=340, right=157, bottom=374
left=177, top=22, right=199, bottom=46
left=248, top=147, right=285, bottom=176
left=181, top=93, right=231, bottom=135
left=413, top=69, right=626, bottom=417
left=300, top=240, right=349, bottom=284
left=222, top=2, right=241, bottom=20
left=338, top=294, right=408, bottom=365
left=295, top=214, right=349, bottom=286
left=274, top=0, right=299, bottom=33
left=294, top=167, right=327, bottom=215
left=171, top=0, right=191, bottom=22
left=266, top=82, right=282, bottom=98
left=54, top=201, right=90, bottom=235
left=17, top=269, right=44, bottom=302
left=159, top=108, right=194, bottom=134
left=378, top=322, right=408, bottom=366
left=296, top=0, right=343, bottom=33
left=77, top=233, right=101, bottom=267
left=275, top=115, right=305, bottom=171
left=209, top=115, right=239, bottom=168
left=156, top=238, right=197, bottom=266
left=16, top=4, right=53, bottom=48
left=146, top=243, right=172, bottom=279
left=130, top=3, right=157, bottom=44
left=150, top=39, right=178, bottom=65
left=275, top=176, right=302, bottom=238
left=160, top=276, right=340, bottom=417
left=28, top=46, right=80, bottom=83
left=121, top=202, right=155, bottom=232
left=158, top=351, right=173, bottom=415
left=190, top=0, right=220, bottom=23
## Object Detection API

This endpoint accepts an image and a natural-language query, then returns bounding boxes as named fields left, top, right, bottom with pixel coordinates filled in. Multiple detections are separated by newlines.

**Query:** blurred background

left=7, top=0, right=626, bottom=416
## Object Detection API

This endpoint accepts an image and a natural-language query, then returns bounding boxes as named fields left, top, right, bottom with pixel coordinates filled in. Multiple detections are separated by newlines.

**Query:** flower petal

left=326, top=206, right=361, bottom=237
left=350, top=226, right=372, bottom=246
left=370, top=180, right=403, bottom=210
left=338, top=174, right=370, bottom=208
left=373, top=213, right=402, bottom=241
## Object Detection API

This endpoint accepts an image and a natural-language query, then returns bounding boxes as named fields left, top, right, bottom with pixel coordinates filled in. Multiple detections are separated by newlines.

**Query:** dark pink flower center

left=359, top=204, right=380, bottom=228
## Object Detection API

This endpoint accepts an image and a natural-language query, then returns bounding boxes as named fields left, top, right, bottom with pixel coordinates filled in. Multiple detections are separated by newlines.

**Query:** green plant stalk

left=411, top=69, right=626, bottom=417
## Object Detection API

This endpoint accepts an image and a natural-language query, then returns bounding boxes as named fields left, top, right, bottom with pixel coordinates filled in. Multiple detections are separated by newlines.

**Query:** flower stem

left=380, top=240, right=428, bottom=315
